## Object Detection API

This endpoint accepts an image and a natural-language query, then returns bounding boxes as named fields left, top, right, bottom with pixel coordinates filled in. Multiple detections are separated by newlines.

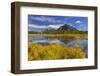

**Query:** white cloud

left=31, top=16, right=66, bottom=23
left=31, top=16, right=47, bottom=22
left=75, top=20, right=81, bottom=23
left=29, top=24, right=47, bottom=29
left=29, top=24, right=63, bottom=29
left=48, top=24, right=63, bottom=29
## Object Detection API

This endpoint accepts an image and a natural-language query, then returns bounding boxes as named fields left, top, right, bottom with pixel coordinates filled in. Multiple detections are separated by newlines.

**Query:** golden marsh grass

left=28, top=43, right=86, bottom=61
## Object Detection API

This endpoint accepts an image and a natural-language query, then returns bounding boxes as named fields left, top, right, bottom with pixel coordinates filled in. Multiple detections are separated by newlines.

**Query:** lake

left=28, top=35, right=88, bottom=58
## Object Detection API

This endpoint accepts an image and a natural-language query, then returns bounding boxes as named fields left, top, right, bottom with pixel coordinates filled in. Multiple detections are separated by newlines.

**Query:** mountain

left=44, top=27, right=55, bottom=31
left=28, top=24, right=62, bottom=32
left=42, top=24, right=79, bottom=34
left=28, top=23, right=79, bottom=34
left=58, top=24, right=78, bottom=31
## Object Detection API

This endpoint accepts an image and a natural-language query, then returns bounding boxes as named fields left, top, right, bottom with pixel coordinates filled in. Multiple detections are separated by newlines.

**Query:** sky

left=28, top=15, right=88, bottom=32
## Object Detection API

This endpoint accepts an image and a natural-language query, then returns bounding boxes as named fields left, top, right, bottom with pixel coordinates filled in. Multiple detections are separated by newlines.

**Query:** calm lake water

left=28, top=36, right=88, bottom=56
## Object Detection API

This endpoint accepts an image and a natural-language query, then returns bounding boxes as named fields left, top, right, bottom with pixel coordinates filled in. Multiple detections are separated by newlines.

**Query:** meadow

left=28, top=43, right=86, bottom=60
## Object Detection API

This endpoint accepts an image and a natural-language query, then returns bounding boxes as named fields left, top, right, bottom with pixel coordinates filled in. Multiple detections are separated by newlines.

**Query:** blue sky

left=28, top=15, right=88, bottom=31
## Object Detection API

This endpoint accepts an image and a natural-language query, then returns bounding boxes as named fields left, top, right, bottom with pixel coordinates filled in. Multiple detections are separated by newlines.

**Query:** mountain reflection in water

left=28, top=36, right=88, bottom=56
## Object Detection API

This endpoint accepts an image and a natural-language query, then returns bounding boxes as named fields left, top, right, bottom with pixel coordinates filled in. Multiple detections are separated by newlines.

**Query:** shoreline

left=28, top=33, right=88, bottom=39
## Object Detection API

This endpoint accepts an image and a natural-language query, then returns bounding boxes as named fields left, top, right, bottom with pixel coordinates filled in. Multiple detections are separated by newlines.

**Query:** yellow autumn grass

left=28, top=43, right=86, bottom=61
left=29, top=33, right=88, bottom=39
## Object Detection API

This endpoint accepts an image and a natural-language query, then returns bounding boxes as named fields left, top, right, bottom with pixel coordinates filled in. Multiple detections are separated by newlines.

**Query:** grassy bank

left=28, top=33, right=88, bottom=39
left=28, top=43, right=86, bottom=61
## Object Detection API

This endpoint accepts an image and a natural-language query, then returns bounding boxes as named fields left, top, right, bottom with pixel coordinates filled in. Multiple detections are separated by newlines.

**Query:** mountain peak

left=58, top=24, right=78, bottom=31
